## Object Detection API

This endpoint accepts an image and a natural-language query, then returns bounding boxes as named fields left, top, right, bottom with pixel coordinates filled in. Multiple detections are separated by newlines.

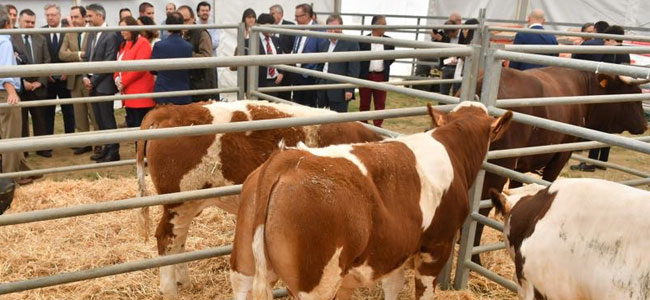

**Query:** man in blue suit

left=290, top=3, right=323, bottom=107
left=150, top=12, right=193, bottom=105
left=571, top=21, right=610, bottom=62
left=316, top=15, right=359, bottom=113
left=509, top=9, right=558, bottom=71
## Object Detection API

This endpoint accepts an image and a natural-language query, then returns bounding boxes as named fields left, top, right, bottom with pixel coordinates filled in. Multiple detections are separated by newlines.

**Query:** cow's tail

left=488, top=188, right=511, bottom=216
left=136, top=118, right=155, bottom=242
left=252, top=160, right=285, bottom=300
left=252, top=224, right=272, bottom=300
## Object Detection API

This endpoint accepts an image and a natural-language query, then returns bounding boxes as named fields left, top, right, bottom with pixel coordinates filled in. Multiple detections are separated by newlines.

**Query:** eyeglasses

left=295, top=14, right=306, bottom=18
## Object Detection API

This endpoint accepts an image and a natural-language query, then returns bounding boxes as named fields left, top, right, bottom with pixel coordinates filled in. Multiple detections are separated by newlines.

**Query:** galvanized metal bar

left=453, top=170, right=486, bottom=289
left=618, top=177, right=650, bottom=186
left=496, top=93, right=650, bottom=109
left=487, top=136, right=650, bottom=160
left=490, top=26, right=650, bottom=43
left=0, top=185, right=241, bottom=226
left=464, top=261, right=519, bottom=292
left=488, top=106, right=650, bottom=155
left=411, top=17, right=422, bottom=78
left=256, top=79, right=462, bottom=93
left=480, top=199, right=494, bottom=209
left=479, top=47, right=505, bottom=107
left=360, top=16, right=366, bottom=36
left=269, top=24, right=479, bottom=31
left=254, top=26, right=467, bottom=49
left=494, top=50, right=650, bottom=79
left=394, top=59, right=440, bottom=66
left=471, top=213, right=504, bottom=232
left=0, top=48, right=472, bottom=77
left=460, top=46, right=481, bottom=101
left=571, top=154, right=650, bottom=178
left=237, top=22, right=246, bottom=99
left=252, top=91, right=403, bottom=139
left=247, top=27, right=260, bottom=99
left=482, top=162, right=552, bottom=186
left=0, top=88, right=237, bottom=109
left=472, top=242, right=506, bottom=256
left=0, top=24, right=240, bottom=35
left=274, top=64, right=461, bottom=104
left=0, top=159, right=137, bottom=179
left=0, top=245, right=233, bottom=295
left=0, top=106, right=451, bottom=153
left=504, top=45, right=650, bottom=54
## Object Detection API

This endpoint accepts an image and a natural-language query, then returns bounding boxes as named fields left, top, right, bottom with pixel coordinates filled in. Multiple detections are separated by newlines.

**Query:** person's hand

left=23, top=81, right=32, bottom=91
left=83, top=77, right=92, bottom=90
left=48, top=76, right=55, bottom=83
left=275, top=73, right=284, bottom=85
left=431, top=31, right=443, bottom=41
left=345, top=92, right=353, bottom=101
left=31, top=82, right=42, bottom=91
left=61, top=74, right=67, bottom=81
left=7, top=92, right=20, bottom=105
left=80, top=51, right=85, bottom=57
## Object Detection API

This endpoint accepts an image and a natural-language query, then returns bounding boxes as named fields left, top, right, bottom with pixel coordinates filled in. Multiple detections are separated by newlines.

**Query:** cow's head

left=428, top=102, right=513, bottom=143
left=489, top=183, right=547, bottom=217
left=587, top=74, right=648, bottom=135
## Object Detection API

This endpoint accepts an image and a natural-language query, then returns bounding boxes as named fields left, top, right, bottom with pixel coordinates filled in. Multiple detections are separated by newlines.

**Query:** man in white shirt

left=43, top=3, right=75, bottom=141
left=316, top=15, right=359, bottom=113
left=358, top=15, right=394, bottom=127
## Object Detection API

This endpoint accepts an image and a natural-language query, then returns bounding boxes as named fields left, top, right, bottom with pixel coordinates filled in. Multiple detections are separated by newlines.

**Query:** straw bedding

left=0, top=178, right=516, bottom=299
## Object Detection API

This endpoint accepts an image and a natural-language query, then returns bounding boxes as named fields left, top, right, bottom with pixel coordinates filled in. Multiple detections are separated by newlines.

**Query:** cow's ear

left=427, top=103, right=446, bottom=128
left=597, top=74, right=614, bottom=88
left=489, top=188, right=511, bottom=216
left=490, top=110, right=513, bottom=141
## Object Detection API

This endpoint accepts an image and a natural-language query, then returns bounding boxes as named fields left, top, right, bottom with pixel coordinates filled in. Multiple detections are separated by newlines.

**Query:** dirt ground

left=2, top=93, right=648, bottom=299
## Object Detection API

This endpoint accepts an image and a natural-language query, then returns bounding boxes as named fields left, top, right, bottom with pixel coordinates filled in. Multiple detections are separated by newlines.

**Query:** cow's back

left=143, top=101, right=382, bottom=195
left=508, top=179, right=650, bottom=300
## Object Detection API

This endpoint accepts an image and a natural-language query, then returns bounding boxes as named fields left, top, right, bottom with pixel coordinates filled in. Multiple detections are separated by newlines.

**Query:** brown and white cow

left=473, top=67, right=649, bottom=264
left=230, top=102, right=513, bottom=300
left=490, top=178, right=650, bottom=300
left=135, top=100, right=382, bottom=297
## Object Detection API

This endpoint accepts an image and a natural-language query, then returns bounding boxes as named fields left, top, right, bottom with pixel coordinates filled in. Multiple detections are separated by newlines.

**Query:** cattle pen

left=0, top=9, right=649, bottom=299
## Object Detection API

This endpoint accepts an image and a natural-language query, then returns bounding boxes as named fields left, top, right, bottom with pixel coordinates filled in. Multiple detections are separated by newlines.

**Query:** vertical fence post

left=247, top=26, right=260, bottom=100
left=360, top=15, right=366, bottom=36
left=237, top=22, right=246, bottom=99
left=410, top=17, right=422, bottom=78
left=453, top=46, right=503, bottom=290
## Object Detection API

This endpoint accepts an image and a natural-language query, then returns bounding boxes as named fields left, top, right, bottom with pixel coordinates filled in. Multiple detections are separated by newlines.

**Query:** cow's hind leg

left=414, top=244, right=454, bottom=300
left=155, top=203, right=204, bottom=296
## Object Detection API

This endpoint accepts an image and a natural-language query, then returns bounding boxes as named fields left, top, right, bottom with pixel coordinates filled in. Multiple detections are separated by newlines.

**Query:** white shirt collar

left=529, top=23, right=543, bottom=28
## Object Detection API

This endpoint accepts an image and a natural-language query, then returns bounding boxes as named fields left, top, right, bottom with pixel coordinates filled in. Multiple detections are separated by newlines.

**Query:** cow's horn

left=618, top=75, right=650, bottom=85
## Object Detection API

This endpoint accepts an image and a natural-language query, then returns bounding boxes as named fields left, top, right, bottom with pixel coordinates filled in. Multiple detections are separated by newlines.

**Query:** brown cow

left=136, top=100, right=382, bottom=298
left=230, top=102, right=513, bottom=300
left=472, top=67, right=649, bottom=264
left=490, top=179, right=650, bottom=300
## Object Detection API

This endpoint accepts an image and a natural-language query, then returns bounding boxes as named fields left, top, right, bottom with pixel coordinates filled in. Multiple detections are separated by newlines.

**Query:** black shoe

left=73, top=146, right=93, bottom=155
left=570, top=162, right=595, bottom=172
left=93, top=146, right=103, bottom=155
left=97, top=153, right=120, bottom=163
left=36, top=151, right=52, bottom=158
left=90, top=150, right=107, bottom=161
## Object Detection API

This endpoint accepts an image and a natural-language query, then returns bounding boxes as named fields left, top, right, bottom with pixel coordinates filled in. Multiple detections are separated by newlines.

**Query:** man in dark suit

left=256, top=14, right=285, bottom=98
left=178, top=5, right=218, bottom=102
left=316, top=15, right=360, bottom=113
left=359, top=15, right=394, bottom=127
left=269, top=4, right=294, bottom=100
left=291, top=3, right=324, bottom=107
left=151, top=12, right=193, bottom=105
left=83, top=4, right=119, bottom=163
left=509, top=9, right=558, bottom=70
left=571, top=21, right=610, bottom=62
left=43, top=3, right=75, bottom=139
left=11, top=9, right=52, bottom=158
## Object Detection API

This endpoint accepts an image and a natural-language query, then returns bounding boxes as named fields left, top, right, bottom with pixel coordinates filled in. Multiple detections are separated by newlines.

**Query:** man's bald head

left=527, top=9, right=545, bottom=25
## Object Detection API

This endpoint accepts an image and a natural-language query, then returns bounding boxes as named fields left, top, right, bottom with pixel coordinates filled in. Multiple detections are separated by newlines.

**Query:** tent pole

left=334, top=0, right=342, bottom=14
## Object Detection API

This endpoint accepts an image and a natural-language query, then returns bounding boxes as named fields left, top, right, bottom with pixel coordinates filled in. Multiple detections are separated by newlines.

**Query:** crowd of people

left=0, top=3, right=638, bottom=185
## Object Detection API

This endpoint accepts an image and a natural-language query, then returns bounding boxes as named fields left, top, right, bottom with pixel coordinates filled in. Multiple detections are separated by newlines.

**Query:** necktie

left=77, top=33, right=81, bottom=49
left=52, top=33, right=58, bottom=50
left=265, top=36, right=276, bottom=77
left=24, top=35, right=33, bottom=63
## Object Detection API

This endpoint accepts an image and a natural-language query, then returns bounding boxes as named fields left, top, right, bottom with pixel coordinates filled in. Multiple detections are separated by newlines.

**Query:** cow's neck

left=432, top=125, right=490, bottom=188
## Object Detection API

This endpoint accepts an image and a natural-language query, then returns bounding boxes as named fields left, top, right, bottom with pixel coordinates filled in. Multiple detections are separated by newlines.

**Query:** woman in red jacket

left=114, top=16, right=155, bottom=128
